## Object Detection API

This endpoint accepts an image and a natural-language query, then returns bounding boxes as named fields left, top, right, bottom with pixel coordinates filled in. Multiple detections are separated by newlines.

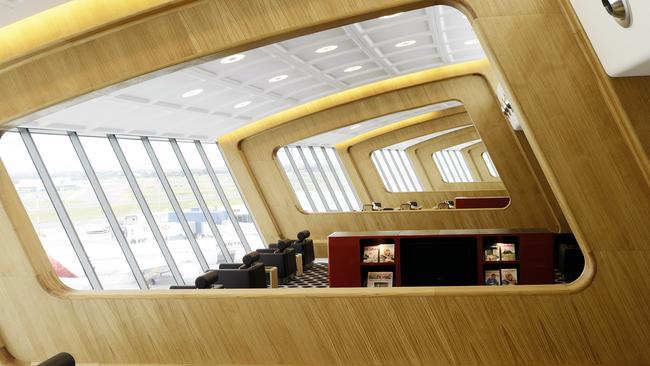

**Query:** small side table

left=296, top=254, right=303, bottom=276
left=265, top=266, right=278, bottom=288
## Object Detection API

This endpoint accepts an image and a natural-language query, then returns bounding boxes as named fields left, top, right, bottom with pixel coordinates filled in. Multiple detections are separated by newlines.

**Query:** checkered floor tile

left=279, top=262, right=329, bottom=288
left=276, top=264, right=564, bottom=288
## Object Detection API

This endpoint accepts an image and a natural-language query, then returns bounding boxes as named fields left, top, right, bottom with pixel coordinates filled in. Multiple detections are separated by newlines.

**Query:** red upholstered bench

left=454, top=196, right=510, bottom=209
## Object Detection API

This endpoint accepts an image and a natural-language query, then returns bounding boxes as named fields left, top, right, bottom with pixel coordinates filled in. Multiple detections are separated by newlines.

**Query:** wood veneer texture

left=337, top=112, right=506, bottom=206
left=406, top=126, right=504, bottom=191
left=226, top=71, right=560, bottom=245
left=466, top=143, right=501, bottom=182
left=0, top=0, right=647, bottom=365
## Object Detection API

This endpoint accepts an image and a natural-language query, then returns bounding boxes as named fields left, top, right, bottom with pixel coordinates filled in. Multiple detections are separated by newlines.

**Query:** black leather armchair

left=292, top=230, right=315, bottom=269
left=37, top=353, right=75, bottom=366
left=216, top=252, right=267, bottom=288
left=257, top=239, right=297, bottom=284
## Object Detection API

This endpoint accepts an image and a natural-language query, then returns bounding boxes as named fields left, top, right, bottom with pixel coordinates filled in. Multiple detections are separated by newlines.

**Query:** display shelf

left=483, top=260, right=520, bottom=264
left=329, top=229, right=555, bottom=287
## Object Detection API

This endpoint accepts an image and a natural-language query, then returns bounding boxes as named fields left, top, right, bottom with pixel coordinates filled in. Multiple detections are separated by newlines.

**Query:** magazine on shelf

left=379, top=244, right=395, bottom=263
left=362, top=245, right=380, bottom=263
left=484, top=244, right=501, bottom=261
left=484, top=270, right=501, bottom=286
left=500, top=268, right=518, bottom=285
left=499, top=243, right=517, bottom=261
left=367, top=271, right=393, bottom=287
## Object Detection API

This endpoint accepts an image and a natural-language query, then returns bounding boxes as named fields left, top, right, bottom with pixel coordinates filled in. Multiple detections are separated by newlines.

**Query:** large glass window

left=80, top=136, right=174, bottom=289
left=32, top=133, right=139, bottom=289
left=288, top=146, right=326, bottom=212
left=0, top=132, right=91, bottom=290
left=433, top=150, right=475, bottom=183
left=325, top=148, right=360, bottom=210
left=482, top=152, right=499, bottom=178
left=278, top=145, right=360, bottom=212
left=0, top=129, right=265, bottom=289
left=118, top=138, right=203, bottom=284
left=202, top=143, right=264, bottom=249
left=371, top=149, right=423, bottom=192
left=177, top=141, right=248, bottom=261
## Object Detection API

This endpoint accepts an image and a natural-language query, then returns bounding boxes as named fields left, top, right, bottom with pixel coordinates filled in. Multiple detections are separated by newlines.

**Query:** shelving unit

left=479, top=235, right=520, bottom=285
left=359, top=238, right=397, bottom=286
left=328, top=229, right=554, bottom=287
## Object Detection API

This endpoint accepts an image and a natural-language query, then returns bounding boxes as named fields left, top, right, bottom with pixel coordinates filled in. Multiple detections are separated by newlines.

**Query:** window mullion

left=171, top=139, right=234, bottom=263
left=108, top=135, right=184, bottom=285
left=309, top=146, right=341, bottom=211
left=297, top=146, right=330, bottom=211
left=285, top=147, right=316, bottom=211
left=398, top=150, right=422, bottom=191
left=69, top=132, right=148, bottom=289
left=372, top=152, right=392, bottom=191
left=195, top=142, right=252, bottom=253
left=141, top=137, right=210, bottom=270
left=379, top=150, right=400, bottom=191
left=321, top=147, right=354, bottom=210
left=389, top=149, right=413, bottom=191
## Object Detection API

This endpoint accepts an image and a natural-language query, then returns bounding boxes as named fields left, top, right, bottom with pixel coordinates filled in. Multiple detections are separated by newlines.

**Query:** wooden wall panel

left=336, top=106, right=469, bottom=195
left=407, top=126, right=504, bottom=191
left=0, top=0, right=647, bottom=365
left=466, top=143, right=501, bottom=182
left=224, top=71, right=561, bottom=246
left=337, top=112, right=505, bottom=207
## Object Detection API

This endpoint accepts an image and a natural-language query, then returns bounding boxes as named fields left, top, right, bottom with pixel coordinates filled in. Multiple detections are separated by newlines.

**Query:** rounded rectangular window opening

left=0, top=1, right=588, bottom=292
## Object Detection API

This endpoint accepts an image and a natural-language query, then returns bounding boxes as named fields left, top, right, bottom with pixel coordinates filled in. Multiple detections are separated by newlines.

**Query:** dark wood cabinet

left=328, top=229, right=554, bottom=288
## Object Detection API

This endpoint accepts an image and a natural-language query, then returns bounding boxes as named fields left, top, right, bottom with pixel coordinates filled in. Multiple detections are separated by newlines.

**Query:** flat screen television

left=400, top=237, right=477, bottom=286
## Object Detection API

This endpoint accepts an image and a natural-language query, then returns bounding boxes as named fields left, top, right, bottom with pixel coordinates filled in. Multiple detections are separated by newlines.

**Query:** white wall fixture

left=570, top=0, right=650, bottom=76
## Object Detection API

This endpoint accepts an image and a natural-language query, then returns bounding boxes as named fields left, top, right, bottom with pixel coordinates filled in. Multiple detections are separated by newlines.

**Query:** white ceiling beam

left=342, top=24, right=399, bottom=75
left=265, top=45, right=347, bottom=90
left=190, top=67, right=297, bottom=104
left=278, top=34, right=350, bottom=54
left=426, top=7, right=452, bottom=64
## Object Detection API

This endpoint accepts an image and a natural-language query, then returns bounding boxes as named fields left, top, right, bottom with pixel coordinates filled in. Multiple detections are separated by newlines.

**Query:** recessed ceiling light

left=464, top=39, right=480, bottom=45
left=181, top=88, right=204, bottom=98
left=220, top=54, right=246, bottom=64
left=350, top=124, right=361, bottom=130
left=395, top=40, right=416, bottom=48
left=268, top=74, right=289, bottom=83
left=344, top=65, right=363, bottom=73
left=380, top=12, right=403, bottom=19
left=233, top=100, right=252, bottom=109
left=315, top=45, right=338, bottom=54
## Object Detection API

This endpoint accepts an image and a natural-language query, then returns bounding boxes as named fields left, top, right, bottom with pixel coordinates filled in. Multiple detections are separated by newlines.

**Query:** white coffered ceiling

left=17, top=5, right=485, bottom=142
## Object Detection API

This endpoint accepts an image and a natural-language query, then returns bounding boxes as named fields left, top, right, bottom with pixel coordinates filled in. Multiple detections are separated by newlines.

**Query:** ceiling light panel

left=311, top=50, right=368, bottom=72
left=198, top=48, right=268, bottom=75
left=278, top=27, right=346, bottom=51
left=292, top=38, right=357, bottom=63
left=377, top=35, right=431, bottom=54
left=326, top=62, right=382, bottom=80
left=220, top=53, right=246, bottom=64
left=339, top=69, right=386, bottom=86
